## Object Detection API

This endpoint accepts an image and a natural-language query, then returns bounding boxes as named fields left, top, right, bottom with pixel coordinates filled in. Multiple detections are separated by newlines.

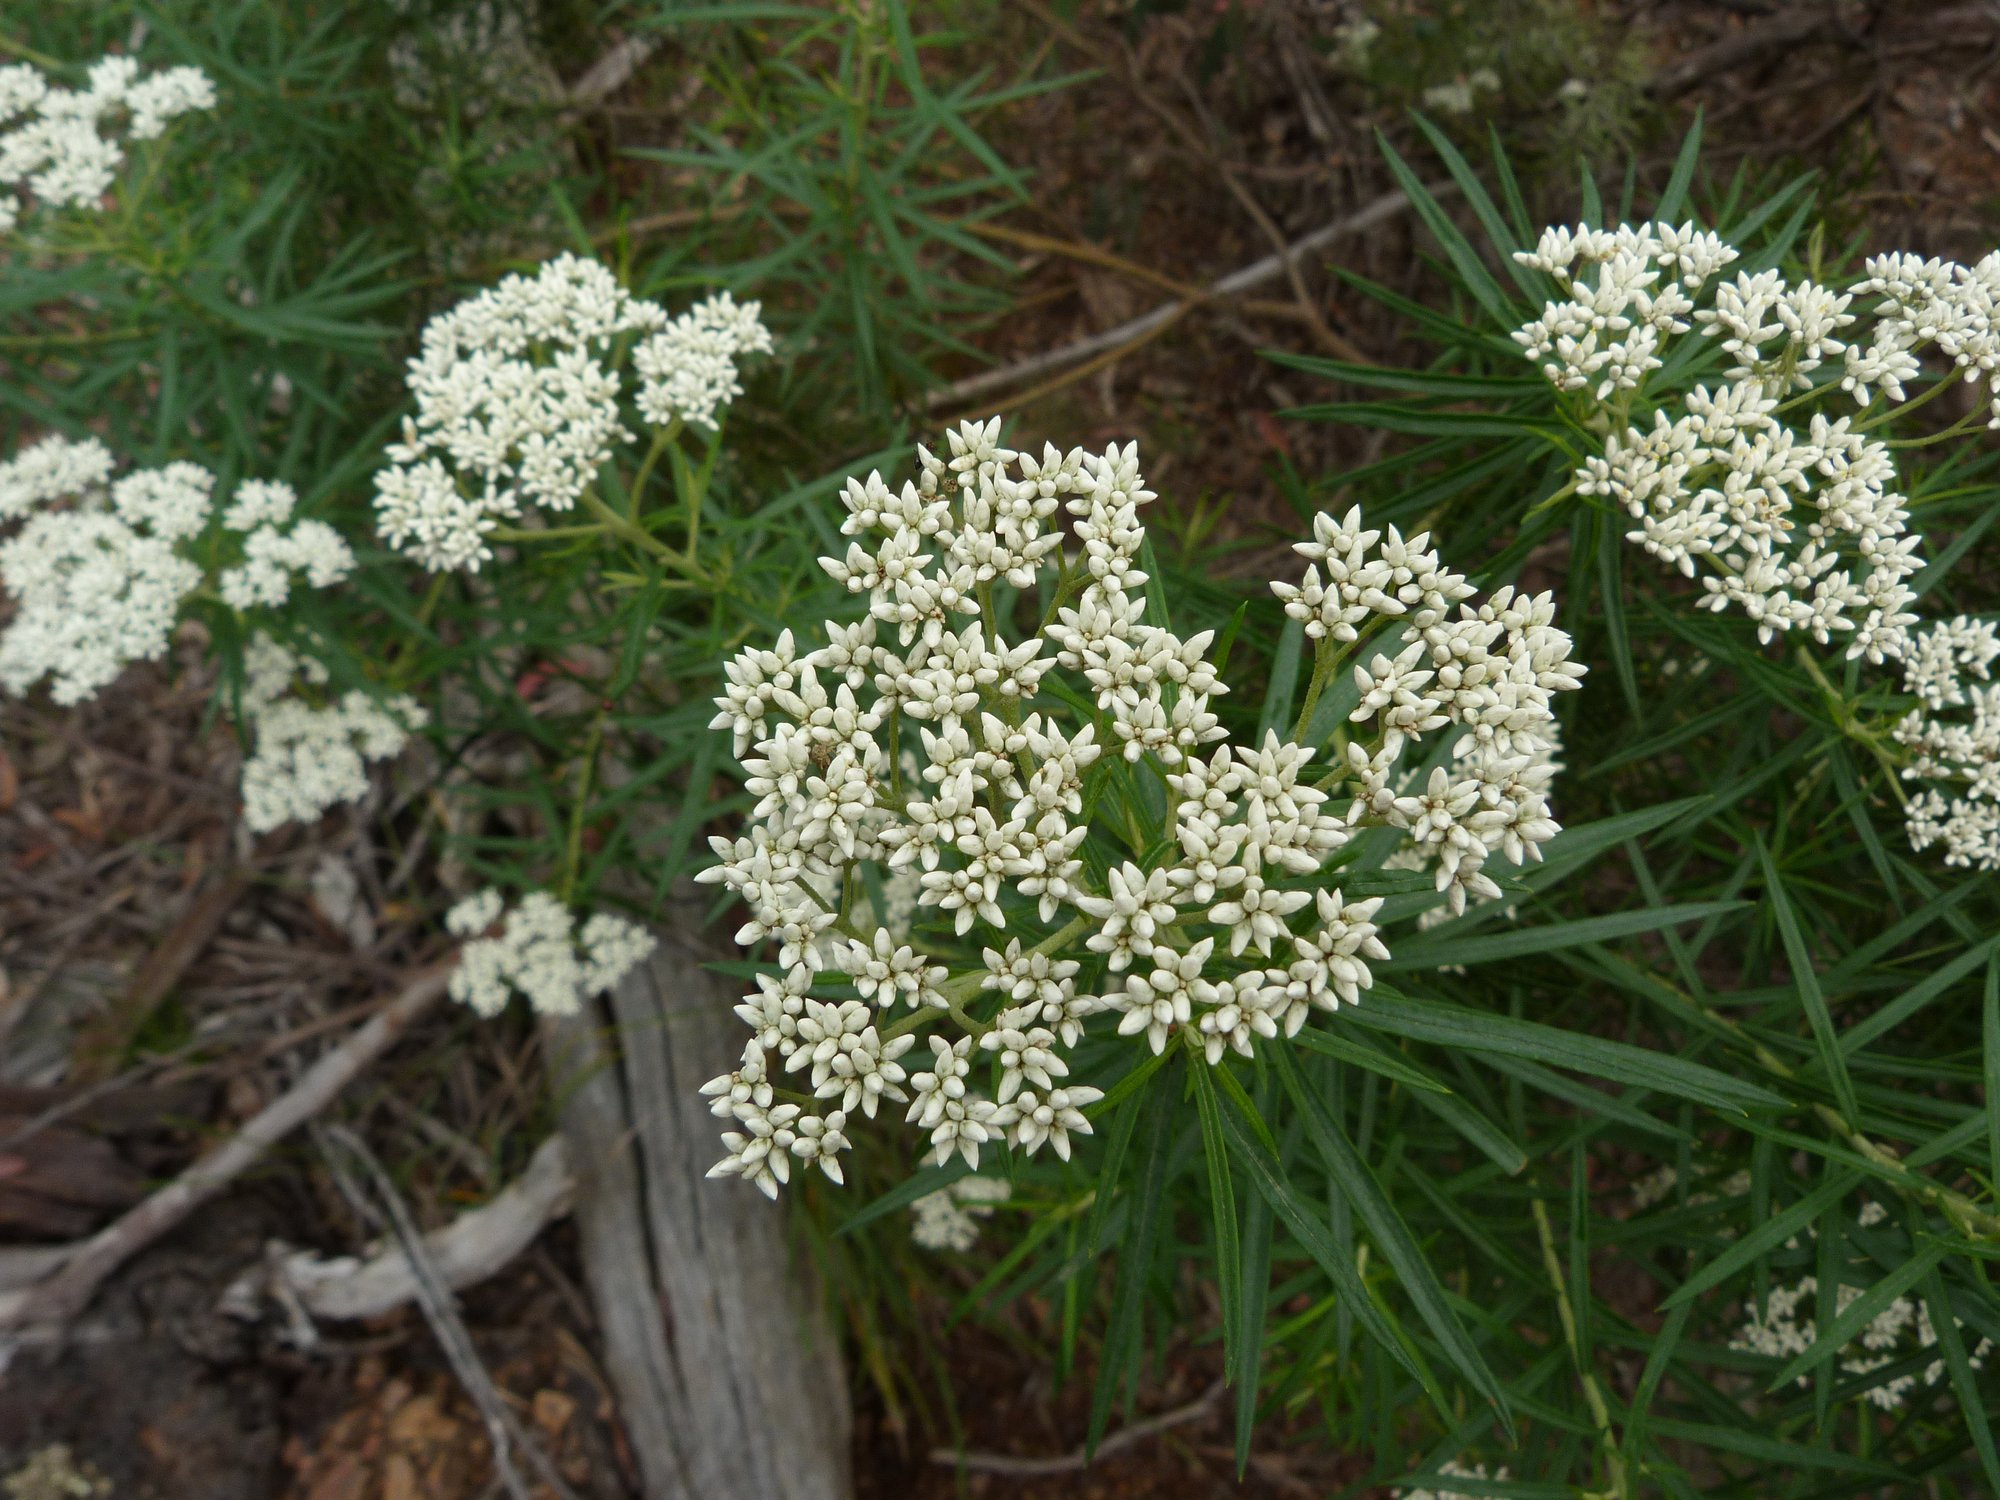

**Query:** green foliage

left=1182, top=122, right=2000, bottom=1492
left=621, top=0, right=1072, bottom=429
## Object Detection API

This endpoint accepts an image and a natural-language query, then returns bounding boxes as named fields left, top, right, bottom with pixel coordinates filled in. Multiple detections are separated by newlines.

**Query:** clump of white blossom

left=373, top=255, right=771, bottom=572
left=0, top=433, right=410, bottom=831
left=1513, top=223, right=2000, bottom=868
left=216, top=480, right=355, bottom=610
left=443, top=888, right=657, bottom=1018
left=1399, top=1458, right=1510, bottom=1500
left=0, top=54, right=214, bottom=234
left=0, top=436, right=207, bottom=704
left=1627, top=1161, right=1751, bottom=1214
left=236, top=636, right=426, bottom=834
left=907, top=1175, right=1011, bottom=1252
left=1893, top=615, right=2000, bottom=870
left=694, top=419, right=1585, bottom=1197
left=1730, top=1202, right=1993, bottom=1412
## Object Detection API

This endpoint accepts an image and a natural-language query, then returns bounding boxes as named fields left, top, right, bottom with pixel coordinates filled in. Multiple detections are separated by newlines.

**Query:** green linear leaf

left=1768, top=1240, right=1948, bottom=1392
left=1271, top=1047, right=1515, bottom=1437
left=1757, top=838, right=1857, bottom=1126
left=1839, top=932, right=2000, bottom=1058
left=1662, top=1171, right=1862, bottom=1309
left=1087, top=1084, right=1174, bottom=1454
left=1385, top=901, right=1750, bottom=970
left=1291, top=1024, right=1452, bottom=1094
left=1352, top=988, right=1786, bottom=1115
left=1188, top=1063, right=1245, bottom=1377
left=1921, top=1264, right=2000, bottom=1494
left=1215, top=1090, right=1445, bottom=1412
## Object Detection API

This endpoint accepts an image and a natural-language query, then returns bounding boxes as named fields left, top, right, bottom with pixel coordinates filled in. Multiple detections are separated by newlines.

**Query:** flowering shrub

left=0, top=54, right=213, bottom=233
left=5, top=24, right=1999, bottom=1497
left=1271, top=120, right=2000, bottom=1491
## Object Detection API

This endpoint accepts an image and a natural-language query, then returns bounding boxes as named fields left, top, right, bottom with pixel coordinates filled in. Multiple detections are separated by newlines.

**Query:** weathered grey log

left=541, top=915, right=851, bottom=1500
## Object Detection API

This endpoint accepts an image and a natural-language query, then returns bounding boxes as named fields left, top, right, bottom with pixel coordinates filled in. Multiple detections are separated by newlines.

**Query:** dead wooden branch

left=324, top=1123, right=580, bottom=1500
left=930, top=1377, right=1228, bottom=1476
left=221, top=1132, right=573, bottom=1324
left=542, top=911, right=852, bottom=1500
left=0, top=963, right=451, bottom=1344
left=928, top=188, right=1419, bottom=413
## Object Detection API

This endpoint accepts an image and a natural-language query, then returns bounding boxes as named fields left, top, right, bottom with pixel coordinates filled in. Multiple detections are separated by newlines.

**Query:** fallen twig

left=1013, top=0, right=1361, bottom=361
left=324, top=1124, right=581, bottom=1500
left=221, top=1133, right=573, bottom=1323
left=0, top=963, right=452, bottom=1342
left=928, top=189, right=1419, bottom=414
left=75, top=868, right=252, bottom=1082
left=1648, top=8, right=1847, bottom=100
left=929, top=1376, right=1227, bottom=1476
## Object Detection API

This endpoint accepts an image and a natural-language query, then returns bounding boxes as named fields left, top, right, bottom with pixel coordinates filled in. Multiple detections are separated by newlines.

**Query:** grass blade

left=1271, top=1047, right=1515, bottom=1436
left=1757, top=838, right=1857, bottom=1127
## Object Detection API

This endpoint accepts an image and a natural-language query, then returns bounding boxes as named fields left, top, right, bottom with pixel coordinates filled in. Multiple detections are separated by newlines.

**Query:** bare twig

left=1648, top=8, right=1846, bottom=100
left=930, top=1376, right=1227, bottom=1476
left=565, top=34, right=658, bottom=110
left=928, top=189, right=1419, bottom=413
left=0, top=963, right=452, bottom=1341
left=224, top=1134, right=573, bottom=1323
left=75, top=868, right=253, bottom=1082
left=1012, top=0, right=1361, bottom=360
left=966, top=220, right=1310, bottom=322
left=324, top=1124, right=581, bottom=1500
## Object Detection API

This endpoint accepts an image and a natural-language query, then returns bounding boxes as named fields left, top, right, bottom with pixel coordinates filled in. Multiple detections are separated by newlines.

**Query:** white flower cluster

left=1515, top=223, right=1926, bottom=663
left=1274, top=505, right=1585, bottom=915
left=1733, top=1260, right=1992, bottom=1412
left=1894, top=615, right=2000, bottom=869
left=633, top=289, right=775, bottom=432
left=908, top=1174, right=1011, bottom=1252
left=0, top=434, right=406, bottom=834
left=444, top=888, right=657, bottom=1017
left=0, top=435, right=207, bottom=704
left=1514, top=223, right=2000, bottom=869
left=1399, top=1458, right=1510, bottom=1500
left=0, top=55, right=214, bottom=233
left=237, top=635, right=427, bottom=834
left=696, top=420, right=1585, bottom=1196
left=373, top=255, right=770, bottom=572
left=216, top=480, right=354, bottom=610
left=1627, top=1162, right=1751, bottom=1214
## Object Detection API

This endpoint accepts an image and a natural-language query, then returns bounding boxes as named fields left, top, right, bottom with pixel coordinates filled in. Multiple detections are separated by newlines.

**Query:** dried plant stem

left=1012, top=0, right=1362, bottom=361
left=927, top=189, right=1417, bottom=413
left=930, top=1376, right=1226, bottom=1476
left=324, top=1124, right=581, bottom=1500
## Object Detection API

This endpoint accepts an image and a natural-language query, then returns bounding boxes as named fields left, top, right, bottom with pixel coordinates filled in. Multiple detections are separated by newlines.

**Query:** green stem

left=558, top=713, right=607, bottom=904
left=1887, top=403, right=1986, bottom=450
left=1291, top=637, right=1335, bottom=743
left=1526, top=475, right=1581, bottom=517
left=628, top=429, right=672, bottom=523
left=1793, top=647, right=1910, bottom=809
left=579, top=491, right=710, bottom=583
left=1652, top=971, right=2000, bottom=1241
left=489, top=522, right=612, bottom=543
left=878, top=912, right=1097, bottom=1043
left=1532, top=1199, right=1631, bottom=1500
left=1855, top=371, right=1957, bottom=433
